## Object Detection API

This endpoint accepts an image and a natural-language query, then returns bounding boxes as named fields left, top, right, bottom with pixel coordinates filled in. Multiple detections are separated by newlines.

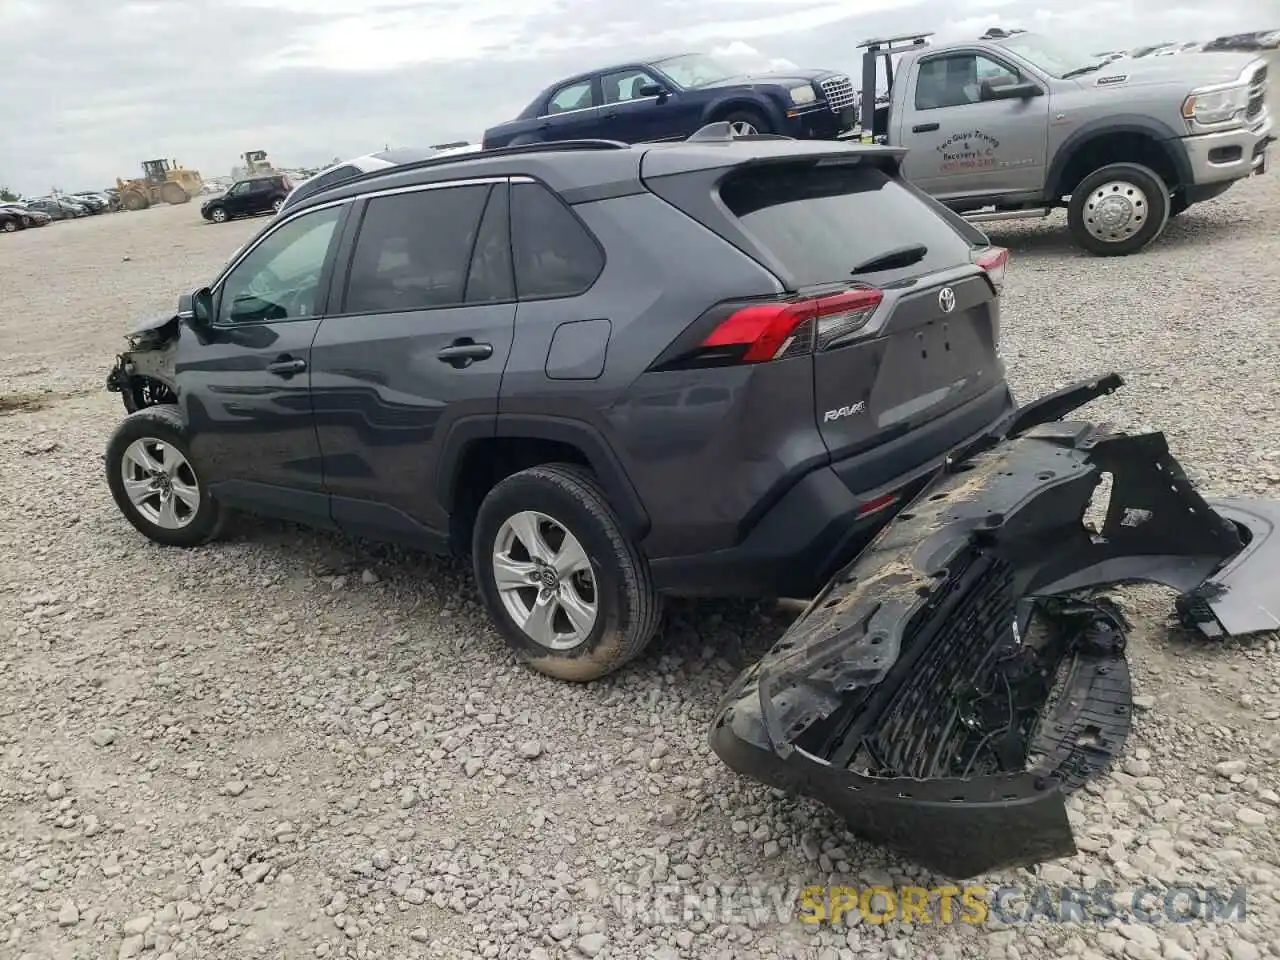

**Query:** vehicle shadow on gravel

left=219, top=511, right=792, bottom=685
left=984, top=210, right=1249, bottom=257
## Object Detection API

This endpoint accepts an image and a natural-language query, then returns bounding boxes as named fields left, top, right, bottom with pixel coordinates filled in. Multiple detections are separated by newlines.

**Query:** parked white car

left=276, top=148, right=440, bottom=214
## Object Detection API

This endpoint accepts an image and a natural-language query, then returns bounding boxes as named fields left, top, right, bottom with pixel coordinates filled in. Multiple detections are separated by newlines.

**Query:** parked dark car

left=0, top=204, right=49, bottom=232
left=1204, top=29, right=1280, bottom=52
left=104, top=133, right=1012, bottom=683
left=22, top=197, right=87, bottom=220
left=200, top=173, right=294, bottom=223
left=70, top=192, right=110, bottom=213
left=482, top=52, right=859, bottom=148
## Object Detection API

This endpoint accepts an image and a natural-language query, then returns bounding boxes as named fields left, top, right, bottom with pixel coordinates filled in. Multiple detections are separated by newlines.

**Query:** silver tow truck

left=854, top=30, right=1274, bottom=255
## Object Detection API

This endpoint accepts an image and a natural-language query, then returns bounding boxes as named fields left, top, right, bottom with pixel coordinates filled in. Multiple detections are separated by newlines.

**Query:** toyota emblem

left=938, top=287, right=956, bottom=313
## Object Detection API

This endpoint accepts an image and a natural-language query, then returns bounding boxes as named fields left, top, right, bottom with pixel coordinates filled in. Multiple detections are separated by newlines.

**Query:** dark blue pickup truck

left=481, top=52, right=859, bottom=148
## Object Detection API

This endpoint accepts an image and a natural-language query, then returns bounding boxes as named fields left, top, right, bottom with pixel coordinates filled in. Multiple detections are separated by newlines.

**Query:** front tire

left=1067, top=162, right=1170, bottom=256
left=105, top=405, right=225, bottom=548
left=208, top=206, right=229, bottom=223
left=1, top=220, right=16, bottom=233
left=717, top=108, right=773, bottom=137
left=473, top=464, right=662, bottom=682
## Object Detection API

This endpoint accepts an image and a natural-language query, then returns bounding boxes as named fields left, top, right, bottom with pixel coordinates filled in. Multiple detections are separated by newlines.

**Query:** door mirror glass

left=637, top=82, right=665, bottom=98
left=190, top=288, right=213, bottom=326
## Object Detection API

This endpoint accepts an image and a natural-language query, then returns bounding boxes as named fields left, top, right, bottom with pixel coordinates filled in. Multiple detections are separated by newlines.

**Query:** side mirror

left=186, top=287, right=214, bottom=327
left=981, top=79, right=1043, bottom=101
left=638, top=82, right=668, bottom=99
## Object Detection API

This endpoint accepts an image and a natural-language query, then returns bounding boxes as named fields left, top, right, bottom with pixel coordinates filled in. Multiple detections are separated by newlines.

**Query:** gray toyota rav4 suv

left=104, top=134, right=1013, bottom=681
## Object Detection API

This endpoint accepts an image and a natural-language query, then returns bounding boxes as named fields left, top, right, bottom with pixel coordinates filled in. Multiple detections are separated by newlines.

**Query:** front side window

left=546, top=80, right=595, bottom=114
left=216, top=205, right=343, bottom=324
left=602, top=69, right=660, bottom=103
left=229, top=181, right=251, bottom=196
left=915, top=54, right=1020, bottom=110
left=343, top=184, right=490, bottom=313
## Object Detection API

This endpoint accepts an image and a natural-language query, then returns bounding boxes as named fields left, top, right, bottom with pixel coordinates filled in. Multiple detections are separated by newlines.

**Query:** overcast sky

left=0, top=0, right=1273, bottom=195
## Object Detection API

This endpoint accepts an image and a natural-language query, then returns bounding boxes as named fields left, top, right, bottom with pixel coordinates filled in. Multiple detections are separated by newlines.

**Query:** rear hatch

left=714, top=160, right=1008, bottom=478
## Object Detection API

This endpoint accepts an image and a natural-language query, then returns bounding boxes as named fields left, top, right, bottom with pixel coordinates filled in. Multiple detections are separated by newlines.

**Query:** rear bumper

left=649, top=384, right=1016, bottom=598
left=710, top=373, right=1280, bottom=878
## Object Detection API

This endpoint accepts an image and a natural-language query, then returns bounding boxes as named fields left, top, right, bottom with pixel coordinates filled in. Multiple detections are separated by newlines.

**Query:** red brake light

left=699, top=287, right=884, bottom=365
left=973, top=246, right=1009, bottom=292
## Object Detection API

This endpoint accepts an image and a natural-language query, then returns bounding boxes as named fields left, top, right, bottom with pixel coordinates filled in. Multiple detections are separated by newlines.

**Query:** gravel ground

left=1, top=165, right=1278, bottom=960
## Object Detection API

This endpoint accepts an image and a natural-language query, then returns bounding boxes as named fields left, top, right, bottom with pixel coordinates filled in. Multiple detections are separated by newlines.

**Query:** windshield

left=653, top=53, right=740, bottom=89
left=998, top=33, right=1106, bottom=78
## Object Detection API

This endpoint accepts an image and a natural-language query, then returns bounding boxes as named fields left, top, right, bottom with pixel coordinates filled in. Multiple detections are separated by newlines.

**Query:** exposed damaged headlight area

left=712, top=391, right=1280, bottom=879
left=105, top=313, right=180, bottom=411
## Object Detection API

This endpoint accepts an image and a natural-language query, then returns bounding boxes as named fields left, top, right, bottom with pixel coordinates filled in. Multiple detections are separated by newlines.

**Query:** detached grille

left=819, top=75, right=857, bottom=113
left=1246, top=63, right=1268, bottom=121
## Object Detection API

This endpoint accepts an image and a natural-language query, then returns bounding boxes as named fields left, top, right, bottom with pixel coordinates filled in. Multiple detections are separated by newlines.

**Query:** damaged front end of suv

left=711, top=374, right=1280, bottom=879
left=104, top=309, right=182, bottom=413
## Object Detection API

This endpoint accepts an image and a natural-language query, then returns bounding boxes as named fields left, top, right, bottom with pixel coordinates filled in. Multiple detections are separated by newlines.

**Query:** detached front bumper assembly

left=711, top=374, right=1280, bottom=879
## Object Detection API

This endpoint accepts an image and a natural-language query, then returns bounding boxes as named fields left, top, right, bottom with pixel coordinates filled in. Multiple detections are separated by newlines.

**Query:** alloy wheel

left=492, top=510, right=598, bottom=650
left=120, top=438, right=201, bottom=529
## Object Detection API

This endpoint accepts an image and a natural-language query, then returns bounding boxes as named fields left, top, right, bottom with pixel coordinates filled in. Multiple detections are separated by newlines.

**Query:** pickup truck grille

left=819, top=76, right=857, bottom=113
left=1246, top=63, right=1268, bottom=121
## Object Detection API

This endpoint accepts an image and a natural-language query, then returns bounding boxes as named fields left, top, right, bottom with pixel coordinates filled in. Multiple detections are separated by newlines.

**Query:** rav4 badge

left=824, top=401, right=867, bottom=422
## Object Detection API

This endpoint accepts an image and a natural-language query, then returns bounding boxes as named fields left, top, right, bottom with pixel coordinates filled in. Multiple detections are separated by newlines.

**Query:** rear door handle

left=267, top=356, right=307, bottom=377
left=437, top=340, right=493, bottom=368
left=912, top=122, right=940, bottom=133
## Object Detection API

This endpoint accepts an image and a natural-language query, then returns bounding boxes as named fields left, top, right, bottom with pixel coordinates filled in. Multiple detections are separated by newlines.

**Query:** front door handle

left=267, top=356, right=307, bottom=377
left=912, top=122, right=940, bottom=133
left=437, top=339, right=494, bottom=369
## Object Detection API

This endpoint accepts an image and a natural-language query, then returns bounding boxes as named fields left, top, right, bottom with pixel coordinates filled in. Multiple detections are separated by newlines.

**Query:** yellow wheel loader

left=116, top=159, right=205, bottom=210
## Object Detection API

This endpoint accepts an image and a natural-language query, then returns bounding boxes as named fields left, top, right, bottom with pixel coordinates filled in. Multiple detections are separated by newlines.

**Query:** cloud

left=0, top=0, right=1271, bottom=194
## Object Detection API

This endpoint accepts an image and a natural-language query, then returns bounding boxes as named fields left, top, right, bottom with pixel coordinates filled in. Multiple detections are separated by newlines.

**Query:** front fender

left=701, top=91, right=790, bottom=131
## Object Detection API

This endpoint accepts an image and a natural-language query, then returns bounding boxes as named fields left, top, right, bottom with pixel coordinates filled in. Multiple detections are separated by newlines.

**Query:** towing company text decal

left=938, top=130, right=999, bottom=172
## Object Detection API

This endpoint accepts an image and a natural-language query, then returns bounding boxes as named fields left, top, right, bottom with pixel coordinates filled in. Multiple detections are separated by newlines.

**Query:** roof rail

left=300, top=138, right=632, bottom=201
left=857, top=32, right=932, bottom=51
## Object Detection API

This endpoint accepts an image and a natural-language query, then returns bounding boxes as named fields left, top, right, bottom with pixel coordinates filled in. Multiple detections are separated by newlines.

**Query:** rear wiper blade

left=1061, top=62, right=1107, bottom=79
left=850, top=243, right=927, bottom=274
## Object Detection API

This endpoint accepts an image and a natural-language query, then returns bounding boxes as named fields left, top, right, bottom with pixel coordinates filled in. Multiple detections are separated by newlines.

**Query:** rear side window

left=343, top=183, right=490, bottom=313
left=510, top=182, right=603, bottom=300
left=465, top=183, right=515, bottom=303
left=718, top=163, right=975, bottom=287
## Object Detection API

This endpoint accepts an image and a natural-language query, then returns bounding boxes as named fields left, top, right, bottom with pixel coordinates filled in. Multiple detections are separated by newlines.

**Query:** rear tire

left=1, top=220, right=16, bottom=233
left=472, top=464, right=662, bottom=682
left=105, top=405, right=225, bottom=548
left=1067, top=162, right=1170, bottom=256
left=161, top=183, right=188, bottom=205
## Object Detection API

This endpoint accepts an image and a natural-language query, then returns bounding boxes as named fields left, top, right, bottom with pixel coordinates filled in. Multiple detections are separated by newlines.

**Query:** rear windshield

left=718, top=162, right=978, bottom=286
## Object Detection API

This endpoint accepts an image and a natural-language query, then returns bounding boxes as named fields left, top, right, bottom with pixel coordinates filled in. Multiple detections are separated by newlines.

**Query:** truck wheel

left=472, top=463, right=663, bottom=682
left=718, top=108, right=773, bottom=137
left=1067, top=163, right=1170, bottom=256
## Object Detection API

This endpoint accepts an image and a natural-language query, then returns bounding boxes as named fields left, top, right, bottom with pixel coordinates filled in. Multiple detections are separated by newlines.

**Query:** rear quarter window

left=718, top=162, right=978, bottom=287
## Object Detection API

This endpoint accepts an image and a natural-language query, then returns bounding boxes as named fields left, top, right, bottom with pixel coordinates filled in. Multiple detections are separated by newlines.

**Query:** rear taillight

left=690, top=287, right=884, bottom=367
left=972, top=246, right=1009, bottom=292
